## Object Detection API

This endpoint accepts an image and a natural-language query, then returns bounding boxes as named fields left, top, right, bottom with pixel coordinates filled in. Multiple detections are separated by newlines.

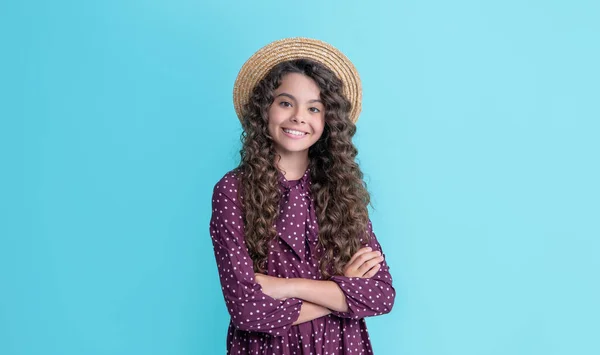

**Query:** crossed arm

left=255, top=246, right=385, bottom=325
left=210, top=181, right=395, bottom=334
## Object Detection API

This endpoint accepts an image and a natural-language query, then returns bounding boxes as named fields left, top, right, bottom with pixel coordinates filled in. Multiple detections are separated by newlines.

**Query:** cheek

left=315, top=119, right=326, bottom=136
left=267, top=106, right=284, bottom=124
left=312, top=127, right=325, bottom=141
left=267, top=122, right=278, bottom=138
left=266, top=107, right=278, bottom=132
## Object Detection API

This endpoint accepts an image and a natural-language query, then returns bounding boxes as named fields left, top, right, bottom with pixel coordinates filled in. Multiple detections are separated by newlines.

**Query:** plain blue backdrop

left=1, top=1, right=599, bottom=354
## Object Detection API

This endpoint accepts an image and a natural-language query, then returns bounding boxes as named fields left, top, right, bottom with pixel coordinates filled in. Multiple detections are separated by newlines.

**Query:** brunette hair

left=237, top=58, right=370, bottom=278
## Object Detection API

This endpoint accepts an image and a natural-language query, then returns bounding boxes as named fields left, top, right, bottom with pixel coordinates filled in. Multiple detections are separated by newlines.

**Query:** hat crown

left=233, top=37, right=362, bottom=124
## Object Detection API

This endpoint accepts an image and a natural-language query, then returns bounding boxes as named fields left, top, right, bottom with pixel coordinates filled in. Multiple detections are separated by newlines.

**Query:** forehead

left=275, top=73, right=321, bottom=98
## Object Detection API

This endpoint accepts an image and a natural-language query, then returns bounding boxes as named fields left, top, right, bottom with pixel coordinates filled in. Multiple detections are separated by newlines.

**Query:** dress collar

left=278, top=168, right=311, bottom=191
left=276, top=167, right=315, bottom=262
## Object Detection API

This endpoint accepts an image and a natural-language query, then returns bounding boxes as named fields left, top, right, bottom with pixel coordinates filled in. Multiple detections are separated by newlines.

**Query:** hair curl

left=236, top=58, right=371, bottom=279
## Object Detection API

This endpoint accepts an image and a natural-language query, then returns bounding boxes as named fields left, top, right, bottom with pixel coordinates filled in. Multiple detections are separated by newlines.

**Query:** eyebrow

left=275, top=93, right=323, bottom=104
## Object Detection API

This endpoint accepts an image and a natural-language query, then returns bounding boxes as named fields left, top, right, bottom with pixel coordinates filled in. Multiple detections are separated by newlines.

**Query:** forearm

left=292, top=300, right=332, bottom=325
left=287, top=278, right=349, bottom=312
left=328, top=274, right=396, bottom=318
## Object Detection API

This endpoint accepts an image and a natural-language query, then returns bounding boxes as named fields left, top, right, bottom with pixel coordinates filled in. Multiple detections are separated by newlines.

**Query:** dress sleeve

left=209, top=174, right=303, bottom=336
left=329, top=220, right=396, bottom=319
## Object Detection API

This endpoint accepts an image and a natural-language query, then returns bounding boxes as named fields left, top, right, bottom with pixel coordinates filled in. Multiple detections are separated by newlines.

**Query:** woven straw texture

left=233, top=37, right=362, bottom=123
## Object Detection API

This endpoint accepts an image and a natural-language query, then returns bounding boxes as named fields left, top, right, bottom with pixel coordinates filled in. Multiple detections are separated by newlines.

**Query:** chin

left=274, top=141, right=313, bottom=154
left=281, top=146, right=311, bottom=153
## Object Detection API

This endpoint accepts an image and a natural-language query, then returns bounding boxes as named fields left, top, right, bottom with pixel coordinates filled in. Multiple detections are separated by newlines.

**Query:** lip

left=281, top=127, right=309, bottom=139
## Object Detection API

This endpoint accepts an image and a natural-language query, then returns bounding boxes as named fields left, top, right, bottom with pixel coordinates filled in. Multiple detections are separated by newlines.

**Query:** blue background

left=1, top=1, right=599, bottom=354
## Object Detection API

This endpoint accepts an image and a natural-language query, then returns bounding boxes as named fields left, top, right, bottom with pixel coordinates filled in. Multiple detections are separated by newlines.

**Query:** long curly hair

left=236, top=58, right=371, bottom=279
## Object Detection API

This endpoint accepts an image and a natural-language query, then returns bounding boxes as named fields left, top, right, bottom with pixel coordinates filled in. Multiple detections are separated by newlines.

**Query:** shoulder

left=212, top=168, right=242, bottom=205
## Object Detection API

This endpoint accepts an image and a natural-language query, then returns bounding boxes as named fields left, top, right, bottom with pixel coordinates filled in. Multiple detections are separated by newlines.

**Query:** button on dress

left=209, top=168, right=396, bottom=354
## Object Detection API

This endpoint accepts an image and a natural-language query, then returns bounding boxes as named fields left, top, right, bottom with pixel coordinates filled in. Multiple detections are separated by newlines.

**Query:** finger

left=347, top=246, right=372, bottom=266
left=362, top=263, right=381, bottom=278
left=350, top=250, right=382, bottom=270
left=357, top=255, right=384, bottom=275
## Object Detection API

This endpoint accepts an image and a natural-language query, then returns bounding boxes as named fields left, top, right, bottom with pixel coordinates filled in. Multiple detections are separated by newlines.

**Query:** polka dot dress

left=209, top=168, right=396, bottom=354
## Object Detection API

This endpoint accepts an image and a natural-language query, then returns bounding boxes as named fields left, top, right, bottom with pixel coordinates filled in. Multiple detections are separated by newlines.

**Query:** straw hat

left=233, top=37, right=362, bottom=124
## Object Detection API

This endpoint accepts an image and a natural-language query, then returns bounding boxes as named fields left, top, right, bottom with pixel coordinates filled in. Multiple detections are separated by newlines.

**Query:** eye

left=279, top=101, right=292, bottom=107
left=309, top=107, right=321, bottom=113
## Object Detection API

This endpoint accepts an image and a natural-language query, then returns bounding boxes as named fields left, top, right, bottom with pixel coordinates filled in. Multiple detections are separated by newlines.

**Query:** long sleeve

left=329, top=220, right=396, bottom=319
left=209, top=174, right=303, bottom=336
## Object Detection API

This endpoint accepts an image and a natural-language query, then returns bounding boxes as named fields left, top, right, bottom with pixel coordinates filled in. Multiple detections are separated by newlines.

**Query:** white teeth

left=283, top=129, right=306, bottom=136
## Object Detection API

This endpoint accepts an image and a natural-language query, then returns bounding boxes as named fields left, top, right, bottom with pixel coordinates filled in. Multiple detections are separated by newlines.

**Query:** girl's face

left=267, top=73, right=325, bottom=157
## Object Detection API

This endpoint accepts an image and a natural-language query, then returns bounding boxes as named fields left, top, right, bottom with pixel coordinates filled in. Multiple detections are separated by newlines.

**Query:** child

left=210, top=37, right=395, bottom=354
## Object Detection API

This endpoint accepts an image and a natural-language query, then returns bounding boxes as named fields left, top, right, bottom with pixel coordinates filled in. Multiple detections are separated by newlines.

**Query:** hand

left=343, top=247, right=384, bottom=278
left=254, top=273, right=290, bottom=300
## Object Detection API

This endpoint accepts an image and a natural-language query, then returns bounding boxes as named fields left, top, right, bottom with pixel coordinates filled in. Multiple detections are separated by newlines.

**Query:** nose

left=291, top=109, right=306, bottom=124
left=291, top=116, right=305, bottom=124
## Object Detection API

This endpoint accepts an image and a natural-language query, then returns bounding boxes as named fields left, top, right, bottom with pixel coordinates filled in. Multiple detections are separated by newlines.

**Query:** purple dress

left=209, top=168, right=395, bottom=354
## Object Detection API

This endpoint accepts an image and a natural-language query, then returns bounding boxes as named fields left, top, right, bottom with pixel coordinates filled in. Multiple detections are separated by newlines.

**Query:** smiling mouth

left=282, top=128, right=308, bottom=136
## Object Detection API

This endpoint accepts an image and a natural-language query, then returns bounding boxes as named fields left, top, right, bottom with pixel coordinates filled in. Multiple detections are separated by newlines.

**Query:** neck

left=275, top=150, right=309, bottom=180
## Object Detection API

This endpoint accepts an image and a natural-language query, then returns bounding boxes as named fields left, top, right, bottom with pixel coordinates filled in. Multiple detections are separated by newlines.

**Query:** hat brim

left=233, top=37, right=362, bottom=124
